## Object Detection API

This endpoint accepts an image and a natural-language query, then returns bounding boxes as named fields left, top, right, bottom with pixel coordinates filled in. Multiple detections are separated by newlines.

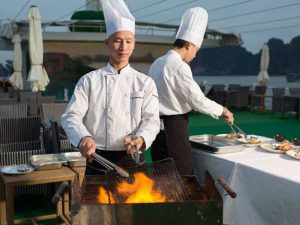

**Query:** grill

left=70, top=158, right=231, bottom=225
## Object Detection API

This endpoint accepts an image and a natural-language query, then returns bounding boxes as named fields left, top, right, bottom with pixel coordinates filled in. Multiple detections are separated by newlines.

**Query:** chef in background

left=148, top=7, right=234, bottom=175
left=62, top=0, right=160, bottom=175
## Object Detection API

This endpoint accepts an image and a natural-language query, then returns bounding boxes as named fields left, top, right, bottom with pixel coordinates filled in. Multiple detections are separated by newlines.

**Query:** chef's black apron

left=85, top=150, right=145, bottom=175
left=151, top=113, right=193, bottom=175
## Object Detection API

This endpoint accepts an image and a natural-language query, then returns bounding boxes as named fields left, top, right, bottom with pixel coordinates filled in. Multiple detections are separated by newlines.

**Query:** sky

left=1, top=0, right=300, bottom=62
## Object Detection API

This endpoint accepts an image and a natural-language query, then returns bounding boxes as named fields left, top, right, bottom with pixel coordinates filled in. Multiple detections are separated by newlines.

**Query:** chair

left=41, top=102, right=68, bottom=127
left=272, top=88, right=299, bottom=118
left=298, top=98, right=300, bottom=121
left=28, top=96, right=56, bottom=115
left=289, top=88, right=300, bottom=96
left=19, top=91, right=42, bottom=103
left=227, top=86, right=250, bottom=109
left=0, top=98, right=18, bottom=105
left=228, top=84, right=241, bottom=91
left=0, top=103, right=28, bottom=118
left=50, top=120, right=73, bottom=153
left=271, top=88, right=285, bottom=117
left=41, top=103, right=68, bottom=153
left=199, top=85, right=206, bottom=94
left=0, top=116, right=47, bottom=196
left=0, top=116, right=42, bottom=144
left=206, top=84, right=226, bottom=105
left=0, top=93, right=9, bottom=99
left=251, top=86, right=267, bottom=112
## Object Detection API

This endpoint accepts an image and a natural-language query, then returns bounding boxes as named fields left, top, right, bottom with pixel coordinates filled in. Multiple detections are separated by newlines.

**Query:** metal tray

left=190, top=134, right=245, bottom=154
left=30, top=154, right=67, bottom=170
left=61, top=152, right=86, bottom=167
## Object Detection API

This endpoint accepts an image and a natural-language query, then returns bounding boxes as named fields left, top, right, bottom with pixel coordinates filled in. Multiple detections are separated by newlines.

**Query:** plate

left=216, top=134, right=247, bottom=143
left=260, top=143, right=290, bottom=154
left=286, top=149, right=300, bottom=160
left=244, top=136, right=265, bottom=147
left=0, top=164, right=35, bottom=175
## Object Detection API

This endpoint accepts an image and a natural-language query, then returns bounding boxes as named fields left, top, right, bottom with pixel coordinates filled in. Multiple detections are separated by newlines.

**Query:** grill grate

left=104, top=158, right=190, bottom=203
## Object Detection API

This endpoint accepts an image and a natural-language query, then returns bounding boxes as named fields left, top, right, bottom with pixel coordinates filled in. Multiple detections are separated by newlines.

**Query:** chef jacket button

left=125, top=93, right=128, bottom=97
left=126, top=111, right=129, bottom=115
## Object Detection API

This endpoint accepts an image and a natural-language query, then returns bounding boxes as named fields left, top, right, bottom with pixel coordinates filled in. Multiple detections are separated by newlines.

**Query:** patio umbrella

left=9, top=34, right=23, bottom=90
left=256, top=44, right=269, bottom=86
left=27, top=5, right=49, bottom=92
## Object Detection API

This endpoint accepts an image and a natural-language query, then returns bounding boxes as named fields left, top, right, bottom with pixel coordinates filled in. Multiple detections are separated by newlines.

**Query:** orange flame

left=97, top=186, right=115, bottom=203
left=97, top=172, right=166, bottom=203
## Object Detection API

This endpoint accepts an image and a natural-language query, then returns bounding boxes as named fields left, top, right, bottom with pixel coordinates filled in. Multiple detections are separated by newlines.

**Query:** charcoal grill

left=71, top=158, right=234, bottom=225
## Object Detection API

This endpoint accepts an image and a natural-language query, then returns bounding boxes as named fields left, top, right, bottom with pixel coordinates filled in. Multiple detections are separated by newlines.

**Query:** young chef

left=148, top=7, right=234, bottom=175
left=61, top=0, right=160, bottom=175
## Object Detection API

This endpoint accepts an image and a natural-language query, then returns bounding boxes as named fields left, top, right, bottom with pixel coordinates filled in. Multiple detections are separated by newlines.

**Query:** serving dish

left=260, top=142, right=296, bottom=154
left=190, top=134, right=245, bottom=154
left=286, top=149, right=300, bottom=160
left=62, top=152, right=86, bottom=167
left=244, top=135, right=265, bottom=147
left=216, top=133, right=247, bottom=143
left=30, top=153, right=67, bottom=170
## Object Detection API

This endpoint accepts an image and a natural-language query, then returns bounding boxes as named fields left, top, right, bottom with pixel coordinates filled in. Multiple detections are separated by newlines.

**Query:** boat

left=0, top=5, right=241, bottom=97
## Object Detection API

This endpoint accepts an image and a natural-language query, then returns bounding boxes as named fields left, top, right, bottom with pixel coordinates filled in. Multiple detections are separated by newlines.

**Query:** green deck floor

left=12, top=110, right=300, bottom=224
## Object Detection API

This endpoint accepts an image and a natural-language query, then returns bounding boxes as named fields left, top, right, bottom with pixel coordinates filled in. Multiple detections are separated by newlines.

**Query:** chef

left=148, top=7, right=234, bottom=175
left=61, top=0, right=160, bottom=175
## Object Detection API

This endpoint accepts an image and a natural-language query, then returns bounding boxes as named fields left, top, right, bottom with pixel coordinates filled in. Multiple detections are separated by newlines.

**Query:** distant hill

left=191, top=35, right=300, bottom=76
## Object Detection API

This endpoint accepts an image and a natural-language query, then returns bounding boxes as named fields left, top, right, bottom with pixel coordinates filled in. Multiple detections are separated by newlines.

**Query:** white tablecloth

left=192, top=137, right=300, bottom=225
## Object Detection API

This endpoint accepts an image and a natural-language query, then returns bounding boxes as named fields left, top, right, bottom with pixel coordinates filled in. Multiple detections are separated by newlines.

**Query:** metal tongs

left=131, top=146, right=141, bottom=166
left=228, top=123, right=247, bottom=139
left=91, top=152, right=129, bottom=178
left=128, top=135, right=141, bottom=166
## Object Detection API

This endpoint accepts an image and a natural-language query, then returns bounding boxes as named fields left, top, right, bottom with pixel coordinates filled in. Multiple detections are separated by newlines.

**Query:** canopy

left=27, top=5, right=49, bottom=92
left=256, top=44, right=270, bottom=86
left=9, top=34, right=23, bottom=90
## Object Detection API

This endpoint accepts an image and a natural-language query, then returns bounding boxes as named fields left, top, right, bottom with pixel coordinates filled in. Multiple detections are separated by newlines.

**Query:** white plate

left=0, top=164, right=35, bottom=175
left=244, top=138, right=265, bottom=147
left=260, top=143, right=287, bottom=154
left=286, top=149, right=300, bottom=160
left=216, top=134, right=247, bottom=143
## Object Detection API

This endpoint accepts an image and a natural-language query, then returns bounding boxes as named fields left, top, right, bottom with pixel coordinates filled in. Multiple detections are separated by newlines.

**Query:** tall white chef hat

left=100, top=0, right=135, bottom=38
left=176, top=7, right=208, bottom=48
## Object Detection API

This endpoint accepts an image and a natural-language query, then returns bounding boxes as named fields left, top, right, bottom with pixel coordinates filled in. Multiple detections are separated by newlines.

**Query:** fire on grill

left=98, top=172, right=167, bottom=203
left=71, top=159, right=235, bottom=225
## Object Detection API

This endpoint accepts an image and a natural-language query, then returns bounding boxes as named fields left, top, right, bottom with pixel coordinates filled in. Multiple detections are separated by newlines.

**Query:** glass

left=274, top=134, right=285, bottom=142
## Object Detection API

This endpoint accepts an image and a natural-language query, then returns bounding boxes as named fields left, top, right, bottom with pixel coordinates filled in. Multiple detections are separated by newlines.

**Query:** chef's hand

left=222, top=107, right=234, bottom=124
left=124, top=135, right=145, bottom=154
left=79, top=136, right=96, bottom=160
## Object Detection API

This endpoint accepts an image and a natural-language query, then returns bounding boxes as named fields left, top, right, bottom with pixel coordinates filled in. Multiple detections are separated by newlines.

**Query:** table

left=0, top=166, right=76, bottom=225
left=192, top=137, right=300, bottom=225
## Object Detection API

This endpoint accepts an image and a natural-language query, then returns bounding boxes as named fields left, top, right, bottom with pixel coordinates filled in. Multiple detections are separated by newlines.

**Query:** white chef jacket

left=148, top=50, right=223, bottom=118
left=61, top=63, right=160, bottom=151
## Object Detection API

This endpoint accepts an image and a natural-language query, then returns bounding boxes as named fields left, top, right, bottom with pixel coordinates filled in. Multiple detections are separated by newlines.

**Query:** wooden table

left=0, top=166, right=76, bottom=225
